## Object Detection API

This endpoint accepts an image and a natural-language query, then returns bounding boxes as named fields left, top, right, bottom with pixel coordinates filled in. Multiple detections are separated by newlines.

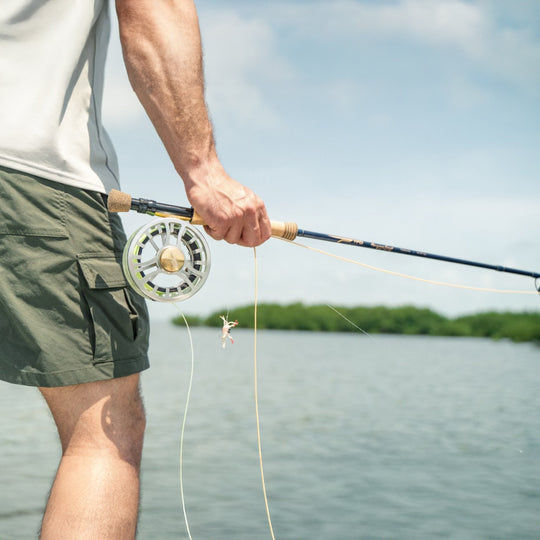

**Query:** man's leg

left=38, top=373, right=145, bottom=540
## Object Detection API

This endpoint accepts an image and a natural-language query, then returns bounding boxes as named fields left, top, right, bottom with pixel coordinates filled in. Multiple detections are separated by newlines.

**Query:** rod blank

left=297, top=229, right=540, bottom=280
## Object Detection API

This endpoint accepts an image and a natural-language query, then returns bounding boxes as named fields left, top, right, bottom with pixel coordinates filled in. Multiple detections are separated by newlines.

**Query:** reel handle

left=107, top=189, right=298, bottom=240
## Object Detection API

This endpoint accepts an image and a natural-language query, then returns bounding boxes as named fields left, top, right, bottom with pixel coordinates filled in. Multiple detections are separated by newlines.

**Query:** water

left=1, top=323, right=540, bottom=539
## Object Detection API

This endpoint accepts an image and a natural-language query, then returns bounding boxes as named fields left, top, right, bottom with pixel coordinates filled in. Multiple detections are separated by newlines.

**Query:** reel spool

left=123, top=217, right=210, bottom=302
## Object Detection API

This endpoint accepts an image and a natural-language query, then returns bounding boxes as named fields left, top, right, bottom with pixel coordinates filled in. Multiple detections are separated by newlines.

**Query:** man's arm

left=115, top=0, right=271, bottom=247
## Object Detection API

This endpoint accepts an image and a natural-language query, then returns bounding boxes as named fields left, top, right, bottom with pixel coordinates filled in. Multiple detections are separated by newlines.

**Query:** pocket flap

left=77, top=255, right=127, bottom=289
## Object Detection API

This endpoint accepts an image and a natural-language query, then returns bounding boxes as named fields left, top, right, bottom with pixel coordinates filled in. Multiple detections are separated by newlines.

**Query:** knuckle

left=232, top=208, right=244, bottom=221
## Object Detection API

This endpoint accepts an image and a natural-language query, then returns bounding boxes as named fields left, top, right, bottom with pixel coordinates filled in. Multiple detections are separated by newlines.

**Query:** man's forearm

left=116, top=0, right=218, bottom=188
left=114, top=0, right=272, bottom=247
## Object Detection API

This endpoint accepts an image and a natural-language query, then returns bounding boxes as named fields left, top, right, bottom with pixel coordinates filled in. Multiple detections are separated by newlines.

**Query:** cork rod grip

left=178, top=213, right=299, bottom=240
left=164, top=212, right=298, bottom=240
left=106, top=189, right=298, bottom=239
left=270, top=220, right=298, bottom=240
left=107, top=189, right=132, bottom=213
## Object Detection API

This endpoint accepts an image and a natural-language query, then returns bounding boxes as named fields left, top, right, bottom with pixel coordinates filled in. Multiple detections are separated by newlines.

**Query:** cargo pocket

left=77, top=254, right=142, bottom=364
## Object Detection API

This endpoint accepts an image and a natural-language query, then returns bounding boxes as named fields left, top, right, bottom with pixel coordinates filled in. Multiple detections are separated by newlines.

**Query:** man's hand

left=185, top=162, right=272, bottom=247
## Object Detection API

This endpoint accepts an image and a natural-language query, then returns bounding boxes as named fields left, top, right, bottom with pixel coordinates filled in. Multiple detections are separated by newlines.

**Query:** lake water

left=1, top=322, right=540, bottom=539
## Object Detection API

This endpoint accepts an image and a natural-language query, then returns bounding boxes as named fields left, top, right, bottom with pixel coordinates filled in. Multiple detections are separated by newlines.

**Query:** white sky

left=103, top=0, right=540, bottom=320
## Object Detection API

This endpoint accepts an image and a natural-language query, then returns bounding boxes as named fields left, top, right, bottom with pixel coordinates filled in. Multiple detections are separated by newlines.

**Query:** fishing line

left=172, top=304, right=195, bottom=540
left=278, top=238, right=539, bottom=295
left=168, top=252, right=276, bottom=540
left=325, top=304, right=375, bottom=338
left=253, top=247, right=276, bottom=540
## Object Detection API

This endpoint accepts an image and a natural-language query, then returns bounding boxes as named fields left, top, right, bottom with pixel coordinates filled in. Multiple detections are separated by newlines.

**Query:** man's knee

left=102, top=381, right=146, bottom=467
left=40, top=374, right=146, bottom=467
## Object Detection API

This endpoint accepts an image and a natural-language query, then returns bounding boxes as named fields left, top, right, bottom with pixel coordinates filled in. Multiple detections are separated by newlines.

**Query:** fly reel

left=122, top=217, right=210, bottom=302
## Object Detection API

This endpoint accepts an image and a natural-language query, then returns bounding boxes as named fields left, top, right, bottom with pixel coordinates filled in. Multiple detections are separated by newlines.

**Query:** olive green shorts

left=0, top=166, right=150, bottom=387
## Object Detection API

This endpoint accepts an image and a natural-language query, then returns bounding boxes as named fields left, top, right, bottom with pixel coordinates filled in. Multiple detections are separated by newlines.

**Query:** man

left=0, top=1, right=271, bottom=538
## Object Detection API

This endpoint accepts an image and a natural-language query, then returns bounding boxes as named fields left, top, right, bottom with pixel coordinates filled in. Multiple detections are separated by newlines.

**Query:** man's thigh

left=0, top=167, right=150, bottom=388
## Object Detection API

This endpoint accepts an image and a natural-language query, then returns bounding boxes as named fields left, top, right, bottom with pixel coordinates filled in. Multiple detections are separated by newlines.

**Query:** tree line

left=173, top=303, right=540, bottom=343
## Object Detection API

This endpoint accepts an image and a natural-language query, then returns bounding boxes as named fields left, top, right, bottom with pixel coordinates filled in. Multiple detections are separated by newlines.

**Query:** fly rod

left=107, top=189, right=540, bottom=283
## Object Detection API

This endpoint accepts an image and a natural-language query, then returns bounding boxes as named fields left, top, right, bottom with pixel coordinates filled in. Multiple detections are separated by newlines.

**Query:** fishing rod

left=107, top=189, right=540, bottom=301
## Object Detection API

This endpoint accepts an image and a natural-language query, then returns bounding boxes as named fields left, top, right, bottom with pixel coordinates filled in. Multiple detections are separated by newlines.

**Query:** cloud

left=198, top=9, right=293, bottom=128
left=267, top=0, right=540, bottom=93
left=374, top=0, right=486, bottom=48
left=307, top=0, right=486, bottom=46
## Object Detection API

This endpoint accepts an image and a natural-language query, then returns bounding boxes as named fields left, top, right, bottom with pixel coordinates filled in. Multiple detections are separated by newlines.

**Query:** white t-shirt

left=0, top=0, right=120, bottom=193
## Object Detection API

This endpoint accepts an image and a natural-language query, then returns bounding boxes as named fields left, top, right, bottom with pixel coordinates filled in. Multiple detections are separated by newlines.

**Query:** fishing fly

left=220, top=315, right=239, bottom=348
